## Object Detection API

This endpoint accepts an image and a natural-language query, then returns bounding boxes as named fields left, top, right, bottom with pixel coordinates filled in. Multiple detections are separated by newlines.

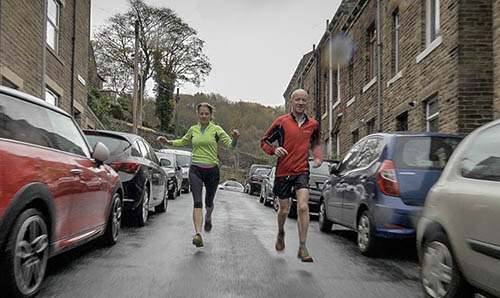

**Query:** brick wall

left=494, top=0, right=500, bottom=118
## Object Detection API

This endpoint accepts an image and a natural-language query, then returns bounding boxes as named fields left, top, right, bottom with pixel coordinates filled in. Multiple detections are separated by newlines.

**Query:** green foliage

left=153, top=50, right=176, bottom=132
left=87, top=87, right=111, bottom=123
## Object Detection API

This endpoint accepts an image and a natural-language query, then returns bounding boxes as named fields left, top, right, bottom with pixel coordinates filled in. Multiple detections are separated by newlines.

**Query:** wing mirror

left=329, top=163, right=340, bottom=176
left=92, top=142, right=110, bottom=164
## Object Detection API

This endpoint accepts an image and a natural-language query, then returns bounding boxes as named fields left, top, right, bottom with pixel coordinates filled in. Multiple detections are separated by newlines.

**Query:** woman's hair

left=196, top=102, right=215, bottom=114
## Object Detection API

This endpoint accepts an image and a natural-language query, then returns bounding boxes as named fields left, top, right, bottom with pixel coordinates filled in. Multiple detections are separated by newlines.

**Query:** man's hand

left=312, top=158, right=322, bottom=168
left=274, top=147, right=288, bottom=157
left=231, top=129, right=240, bottom=140
left=156, top=136, right=173, bottom=145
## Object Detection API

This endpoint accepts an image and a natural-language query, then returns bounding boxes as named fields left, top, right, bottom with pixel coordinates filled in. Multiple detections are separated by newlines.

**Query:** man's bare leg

left=276, top=198, right=289, bottom=251
left=296, top=188, right=313, bottom=262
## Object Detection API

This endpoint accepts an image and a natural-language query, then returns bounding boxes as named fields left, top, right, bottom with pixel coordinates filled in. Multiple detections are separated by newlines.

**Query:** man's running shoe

left=297, top=247, right=313, bottom=262
left=192, top=233, right=204, bottom=247
left=275, top=231, right=285, bottom=251
left=204, top=218, right=212, bottom=232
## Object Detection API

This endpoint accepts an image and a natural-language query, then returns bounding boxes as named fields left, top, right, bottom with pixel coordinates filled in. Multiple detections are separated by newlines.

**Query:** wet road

left=37, top=190, right=422, bottom=298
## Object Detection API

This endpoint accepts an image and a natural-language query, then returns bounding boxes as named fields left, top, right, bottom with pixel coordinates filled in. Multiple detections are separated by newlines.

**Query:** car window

left=393, top=136, right=461, bottom=170
left=226, top=181, right=237, bottom=187
left=176, top=155, right=191, bottom=167
left=462, top=124, right=500, bottom=182
left=136, top=140, right=148, bottom=159
left=338, top=140, right=365, bottom=174
left=85, top=134, right=131, bottom=157
left=0, top=94, right=90, bottom=157
left=310, top=161, right=330, bottom=175
left=356, top=138, right=383, bottom=168
left=160, top=158, right=172, bottom=167
left=255, top=168, right=270, bottom=176
left=145, top=142, right=159, bottom=163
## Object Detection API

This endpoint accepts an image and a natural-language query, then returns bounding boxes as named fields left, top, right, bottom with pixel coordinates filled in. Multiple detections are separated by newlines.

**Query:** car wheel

left=318, top=201, right=333, bottom=232
left=155, top=195, right=168, bottom=213
left=103, top=192, right=122, bottom=245
left=135, top=187, right=150, bottom=226
left=259, top=188, right=264, bottom=203
left=176, top=184, right=181, bottom=197
left=168, top=184, right=176, bottom=200
left=273, top=196, right=279, bottom=212
left=1, top=208, right=49, bottom=298
left=421, top=232, right=472, bottom=298
left=357, top=211, right=377, bottom=256
left=287, top=201, right=298, bottom=219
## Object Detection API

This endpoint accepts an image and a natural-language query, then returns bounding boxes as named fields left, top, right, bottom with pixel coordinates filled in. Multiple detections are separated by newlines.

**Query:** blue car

left=319, top=132, right=462, bottom=255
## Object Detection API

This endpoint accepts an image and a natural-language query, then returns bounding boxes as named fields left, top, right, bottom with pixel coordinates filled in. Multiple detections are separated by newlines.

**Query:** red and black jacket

left=261, top=113, right=323, bottom=177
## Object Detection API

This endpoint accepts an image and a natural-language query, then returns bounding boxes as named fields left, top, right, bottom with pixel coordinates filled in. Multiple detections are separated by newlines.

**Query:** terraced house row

left=0, top=0, right=104, bottom=129
left=285, top=0, right=500, bottom=159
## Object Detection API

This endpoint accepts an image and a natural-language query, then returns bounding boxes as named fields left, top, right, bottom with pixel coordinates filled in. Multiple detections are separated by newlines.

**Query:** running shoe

left=204, top=218, right=212, bottom=232
left=297, top=247, right=313, bottom=262
left=275, top=231, right=285, bottom=251
left=192, top=233, right=204, bottom=247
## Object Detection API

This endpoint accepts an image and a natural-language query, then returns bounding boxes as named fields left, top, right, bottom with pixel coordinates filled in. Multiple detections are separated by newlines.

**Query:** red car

left=0, top=87, right=123, bottom=298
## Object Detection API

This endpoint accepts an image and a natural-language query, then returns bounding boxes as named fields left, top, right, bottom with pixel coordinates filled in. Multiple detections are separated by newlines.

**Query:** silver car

left=218, top=180, right=244, bottom=192
left=417, top=119, right=500, bottom=298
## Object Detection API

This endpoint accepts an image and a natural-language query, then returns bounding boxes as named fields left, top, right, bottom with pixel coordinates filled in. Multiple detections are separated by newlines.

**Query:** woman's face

left=198, top=106, right=212, bottom=125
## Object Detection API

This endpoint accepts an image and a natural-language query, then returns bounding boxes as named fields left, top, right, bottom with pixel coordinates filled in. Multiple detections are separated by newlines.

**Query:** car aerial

left=84, top=130, right=168, bottom=226
left=160, top=149, right=192, bottom=193
left=218, top=180, right=244, bottom=192
left=156, top=151, right=183, bottom=200
left=0, top=86, right=124, bottom=298
left=287, top=159, right=340, bottom=218
left=260, top=167, right=278, bottom=210
left=318, top=132, right=462, bottom=256
left=417, top=119, right=500, bottom=298
left=244, top=164, right=272, bottom=195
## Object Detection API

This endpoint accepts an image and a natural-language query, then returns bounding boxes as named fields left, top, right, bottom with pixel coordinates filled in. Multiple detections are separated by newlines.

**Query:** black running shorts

left=273, top=173, right=309, bottom=199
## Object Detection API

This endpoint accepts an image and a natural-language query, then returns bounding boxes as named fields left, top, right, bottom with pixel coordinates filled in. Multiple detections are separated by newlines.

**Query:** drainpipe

left=0, top=0, right=3, bottom=71
left=70, top=0, right=77, bottom=117
left=376, top=0, right=382, bottom=132
left=315, top=44, right=321, bottom=123
left=327, top=21, right=333, bottom=158
left=41, top=0, right=48, bottom=99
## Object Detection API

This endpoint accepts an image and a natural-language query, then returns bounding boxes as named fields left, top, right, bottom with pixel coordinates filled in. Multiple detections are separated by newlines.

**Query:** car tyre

left=1, top=208, right=49, bottom=298
left=272, top=196, right=279, bottom=212
left=318, top=200, right=333, bottom=232
left=135, top=187, right=150, bottom=226
left=103, top=192, right=122, bottom=245
left=421, top=232, right=473, bottom=298
left=357, top=210, right=377, bottom=256
left=155, top=196, right=168, bottom=213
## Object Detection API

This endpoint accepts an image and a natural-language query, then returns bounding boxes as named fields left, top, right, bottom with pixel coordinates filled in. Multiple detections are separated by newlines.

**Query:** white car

left=417, top=119, right=500, bottom=298
left=218, top=181, right=244, bottom=192
left=160, top=149, right=192, bottom=193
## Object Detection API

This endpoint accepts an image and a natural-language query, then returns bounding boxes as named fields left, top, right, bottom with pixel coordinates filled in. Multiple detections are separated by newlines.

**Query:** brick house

left=286, top=0, right=499, bottom=159
left=0, top=0, right=104, bottom=129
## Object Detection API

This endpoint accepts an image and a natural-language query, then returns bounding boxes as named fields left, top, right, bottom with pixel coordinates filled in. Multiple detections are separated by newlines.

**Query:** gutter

left=70, top=0, right=77, bottom=117
left=41, top=0, right=47, bottom=99
left=376, top=0, right=382, bottom=131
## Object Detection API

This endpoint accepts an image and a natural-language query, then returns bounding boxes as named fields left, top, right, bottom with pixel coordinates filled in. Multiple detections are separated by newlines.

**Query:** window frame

left=393, top=10, right=400, bottom=75
left=426, top=0, right=440, bottom=46
left=368, top=25, right=377, bottom=80
left=45, top=87, right=59, bottom=106
left=46, top=0, right=60, bottom=52
left=426, top=98, right=440, bottom=132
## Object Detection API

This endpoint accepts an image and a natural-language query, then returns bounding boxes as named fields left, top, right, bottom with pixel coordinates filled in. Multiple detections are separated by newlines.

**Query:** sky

left=91, top=0, right=342, bottom=107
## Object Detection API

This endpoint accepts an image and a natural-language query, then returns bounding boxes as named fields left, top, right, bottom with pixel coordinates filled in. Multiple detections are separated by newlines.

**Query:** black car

left=244, top=164, right=272, bottom=195
left=288, top=159, right=339, bottom=218
left=260, top=167, right=279, bottom=211
left=84, top=130, right=168, bottom=226
left=156, top=152, right=183, bottom=200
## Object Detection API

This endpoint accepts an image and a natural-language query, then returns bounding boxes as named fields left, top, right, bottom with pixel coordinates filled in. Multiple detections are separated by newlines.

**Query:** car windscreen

left=393, top=136, right=461, bottom=170
left=176, top=155, right=191, bottom=167
left=310, top=162, right=330, bottom=175
left=255, top=168, right=270, bottom=176
left=85, top=134, right=131, bottom=157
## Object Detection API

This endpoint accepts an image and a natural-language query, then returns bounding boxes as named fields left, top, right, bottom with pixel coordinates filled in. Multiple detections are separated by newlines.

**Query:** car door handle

left=70, top=169, right=83, bottom=176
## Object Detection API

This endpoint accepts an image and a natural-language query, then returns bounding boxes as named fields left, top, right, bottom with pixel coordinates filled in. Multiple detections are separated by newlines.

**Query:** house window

left=366, top=119, right=375, bottom=135
left=396, top=112, right=408, bottom=131
left=426, top=0, right=440, bottom=45
left=368, top=26, right=377, bottom=80
left=352, top=129, right=359, bottom=145
left=47, top=0, right=60, bottom=52
left=426, top=99, right=439, bottom=132
left=393, top=10, right=400, bottom=75
left=45, top=88, right=59, bottom=106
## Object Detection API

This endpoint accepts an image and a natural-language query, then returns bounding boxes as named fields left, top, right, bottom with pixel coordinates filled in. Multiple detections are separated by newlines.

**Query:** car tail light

left=377, top=160, right=400, bottom=197
left=110, top=160, right=140, bottom=174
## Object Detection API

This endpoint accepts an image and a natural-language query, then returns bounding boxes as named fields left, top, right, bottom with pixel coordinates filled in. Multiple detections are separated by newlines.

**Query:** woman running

left=157, top=102, right=240, bottom=247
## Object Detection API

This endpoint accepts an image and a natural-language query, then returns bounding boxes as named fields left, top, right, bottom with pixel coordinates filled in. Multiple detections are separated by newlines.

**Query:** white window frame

left=426, top=0, right=440, bottom=46
left=426, top=98, right=440, bottom=132
left=45, top=87, right=59, bottom=106
left=394, top=11, right=400, bottom=74
left=368, top=26, right=377, bottom=80
left=336, top=133, right=340, bottom=158
left=46, top=0, right=60, bottom=52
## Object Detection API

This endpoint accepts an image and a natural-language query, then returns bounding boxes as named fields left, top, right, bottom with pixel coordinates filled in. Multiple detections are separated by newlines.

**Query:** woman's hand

left=231, top=129, right=240, bottom=140
left=156, top=136, right=173, bottom=145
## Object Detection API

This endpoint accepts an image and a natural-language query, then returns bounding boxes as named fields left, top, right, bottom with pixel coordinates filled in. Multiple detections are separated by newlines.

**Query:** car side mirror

left=92, top=142, right=110, bottom=164
left=329, top=164, right=340, bottom=176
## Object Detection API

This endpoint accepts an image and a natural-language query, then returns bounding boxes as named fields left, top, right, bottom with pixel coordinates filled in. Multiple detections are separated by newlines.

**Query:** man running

left=261, top=89, right=323, bottom=262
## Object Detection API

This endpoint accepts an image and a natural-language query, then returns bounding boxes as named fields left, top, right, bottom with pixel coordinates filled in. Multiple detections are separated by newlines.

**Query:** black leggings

left=189, top=165, right=220, bottom=208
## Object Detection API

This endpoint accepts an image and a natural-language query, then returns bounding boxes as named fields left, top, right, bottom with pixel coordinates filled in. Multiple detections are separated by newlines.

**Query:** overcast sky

left=91, top=0, right=342, bottom=107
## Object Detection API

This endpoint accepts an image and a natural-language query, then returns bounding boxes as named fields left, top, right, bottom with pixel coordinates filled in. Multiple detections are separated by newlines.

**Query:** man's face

left=290, top=92, right=308, bottom=115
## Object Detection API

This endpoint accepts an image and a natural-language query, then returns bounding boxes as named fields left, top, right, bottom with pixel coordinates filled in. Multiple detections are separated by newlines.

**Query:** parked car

left=260, top=167, right=279, bottom=210
left=218, top=180, right=244, bottom=192
left=417, top=120, right=500, bottom=298
left=0, top=87, right=124, bottom=298
left=287, top=159, right=340, bottom=218
left=160, top=149, right=192, bottom=193
left=244, top=164, right=272, bottom=195
left=319, top=132, right=462, bottom=255
left=156, top=152, right=183, bottom=200
left=84, top=130, right=168, bottom=226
